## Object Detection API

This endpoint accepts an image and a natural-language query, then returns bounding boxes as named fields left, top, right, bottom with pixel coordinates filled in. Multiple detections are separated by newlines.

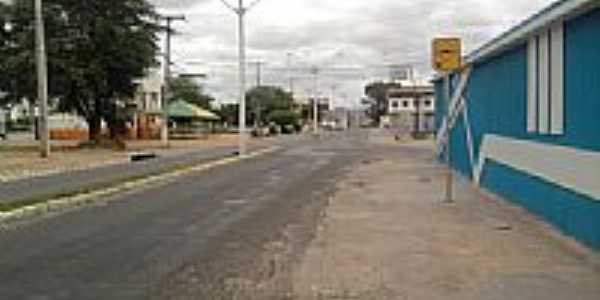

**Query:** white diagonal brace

left=436, top=67, right=472, bottom=154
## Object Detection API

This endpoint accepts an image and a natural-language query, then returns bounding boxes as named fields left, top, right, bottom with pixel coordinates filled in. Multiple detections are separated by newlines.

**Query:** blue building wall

left=435, top=7, right=600, bottom=250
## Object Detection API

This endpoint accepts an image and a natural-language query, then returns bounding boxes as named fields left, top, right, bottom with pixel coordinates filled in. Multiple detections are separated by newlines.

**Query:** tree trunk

left=88, top=116, right=102, bottom=143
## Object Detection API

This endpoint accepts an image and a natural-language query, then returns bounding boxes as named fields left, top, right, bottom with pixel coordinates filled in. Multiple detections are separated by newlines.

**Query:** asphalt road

left=0, top=135, right=303, bottom=205
left=0, top=130, right=370, bottom=299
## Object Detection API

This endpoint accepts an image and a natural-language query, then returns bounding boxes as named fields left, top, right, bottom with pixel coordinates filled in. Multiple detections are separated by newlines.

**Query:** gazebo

left=166, top=100, right=220, bottom=137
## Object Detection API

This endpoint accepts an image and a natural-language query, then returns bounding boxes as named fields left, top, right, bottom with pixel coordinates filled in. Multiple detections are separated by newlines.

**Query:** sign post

left=432, top=37, right=462, bottom=203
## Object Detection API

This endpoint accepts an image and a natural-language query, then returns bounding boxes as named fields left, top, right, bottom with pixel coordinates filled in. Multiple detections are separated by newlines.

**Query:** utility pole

left=220, top=0, right=262, bottom=156
left=309, top=67, right=319, bottom=133
left=35, top=0, right=49, bottom=158
left=286, top=52, right=294, bottom=95
left=329, top=84, right=337, bottom=111
left=252, top=61, right=263, bottom=87
left=160, top=14, right=186, bottom=146
left=250, top=61, right=263, bottom=128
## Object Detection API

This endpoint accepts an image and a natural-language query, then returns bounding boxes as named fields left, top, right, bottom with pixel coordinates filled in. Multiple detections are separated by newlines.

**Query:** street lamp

left=34, top=0, right=49, bottom=158
left=219, top=0, right=263, bottom=156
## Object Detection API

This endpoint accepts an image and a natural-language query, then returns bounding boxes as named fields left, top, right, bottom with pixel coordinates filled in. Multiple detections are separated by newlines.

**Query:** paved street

left=0, top=131, right=369, bottom=299
left=2, top=1, right=599, bottom=299
left=0, top=136, right=297, bottom=206
left=0, top=130, right=599, bottom=300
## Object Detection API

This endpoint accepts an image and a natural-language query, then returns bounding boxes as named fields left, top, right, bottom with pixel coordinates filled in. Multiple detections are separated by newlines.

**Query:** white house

left=382, top=85, right=435, bottom=133
left=131, top=68, right=165, bottom=139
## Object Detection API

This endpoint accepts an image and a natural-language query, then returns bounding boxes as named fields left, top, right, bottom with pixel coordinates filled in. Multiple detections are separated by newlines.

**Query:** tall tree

left=215, top=103, right=238, bottom=126
left=0, top=0, right=160, bottom=140
left=246, top=85, right=294, bottom=126
left=0, top=0, right=68, bottom=106
left=169, top=77, right=214, bottom=109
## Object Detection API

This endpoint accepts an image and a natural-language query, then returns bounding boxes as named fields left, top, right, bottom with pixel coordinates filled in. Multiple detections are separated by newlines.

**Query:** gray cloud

left=151, top=0, right=555, bottom=106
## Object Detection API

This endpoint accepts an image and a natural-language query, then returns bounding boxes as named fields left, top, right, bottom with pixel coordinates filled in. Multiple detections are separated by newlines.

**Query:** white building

left=130, top=68, right=165, bottom=139
left=133, top=68, right=163, bottom=113
left=382, top=85, right=435, bottom=133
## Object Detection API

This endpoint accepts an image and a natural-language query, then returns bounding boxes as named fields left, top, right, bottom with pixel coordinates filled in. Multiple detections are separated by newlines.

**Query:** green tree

left=169, top=77, right=214, bottom=109
left=0, top=0, right=160, bottom=140
left=267, top=109, right=299, bottom=127
left=214, top=103, right=238, bottom=126
left=0, top=0, right=69, bottom=106
left=246, top=85, right=293, bottom=126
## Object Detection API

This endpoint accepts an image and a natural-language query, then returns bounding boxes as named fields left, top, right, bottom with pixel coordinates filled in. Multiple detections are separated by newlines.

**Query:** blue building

left=434, top=0, right=600, bottom=250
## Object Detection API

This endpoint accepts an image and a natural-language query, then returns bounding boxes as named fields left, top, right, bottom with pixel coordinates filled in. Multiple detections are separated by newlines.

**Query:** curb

left=0, top=147, right=280, bottom=226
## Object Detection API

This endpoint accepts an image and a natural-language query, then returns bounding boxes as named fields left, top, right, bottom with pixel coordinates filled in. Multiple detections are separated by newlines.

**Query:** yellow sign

left=432, top=38, right=462, bottom=72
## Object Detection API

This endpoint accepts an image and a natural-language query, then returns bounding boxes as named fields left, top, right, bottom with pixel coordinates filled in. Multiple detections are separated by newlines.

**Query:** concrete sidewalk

left=292, top=138, right=600, bottom=300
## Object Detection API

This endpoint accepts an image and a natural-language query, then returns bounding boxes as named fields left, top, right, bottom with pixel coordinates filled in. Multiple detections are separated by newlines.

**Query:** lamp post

left=34, top=0, right=50, bottom=158
left=219, top=0, right=263, bottom=156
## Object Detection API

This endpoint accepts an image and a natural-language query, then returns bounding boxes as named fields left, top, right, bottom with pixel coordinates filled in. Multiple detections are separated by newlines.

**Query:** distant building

left=130, top=69, right=165, bottom=139
left=6, top=98, right=34, bottom=122
left=322, top=107, right=349, bottom=130
left=382, top=85, right=435, bottom=134
left=434, top=0, right=600, bottom=249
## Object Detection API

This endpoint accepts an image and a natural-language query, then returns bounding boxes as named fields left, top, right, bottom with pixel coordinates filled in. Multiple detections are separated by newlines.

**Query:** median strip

left=0, top=147, right=280, bottom=225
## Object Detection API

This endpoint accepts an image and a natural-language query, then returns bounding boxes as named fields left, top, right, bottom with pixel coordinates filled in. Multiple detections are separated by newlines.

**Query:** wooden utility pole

left=160, top=14, right=186, bottom=146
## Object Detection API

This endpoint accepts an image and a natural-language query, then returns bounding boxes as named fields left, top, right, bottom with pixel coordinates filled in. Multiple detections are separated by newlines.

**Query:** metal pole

left=35, top=0, right=50, bottom=158
left=330, top=84, right=336, bottom=111
left=255, top=61, right=262, bottom=87
left=253, top=61, right=262, bottom=129
left=444, top=74, right=453, bottom=203
left=238, top=0, right=247, bottom=156
left=161, top=18, right=172, bottom=145
left=160, top=15, right=185, bottom=146
left=312, top=69, right=319, bottom=133
left=286, top=52, right=295, bottom=96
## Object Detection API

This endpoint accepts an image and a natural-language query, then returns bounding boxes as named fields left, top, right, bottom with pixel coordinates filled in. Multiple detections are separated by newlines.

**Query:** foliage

left=169, top=77, right=214, bottom=109
left=0, top=0, right=160, bottom=140
left=214, top=103, right=238, bottom=126
left=246, top=85, right=294, bottom=126
left=267, top=109, right=299, bottom=127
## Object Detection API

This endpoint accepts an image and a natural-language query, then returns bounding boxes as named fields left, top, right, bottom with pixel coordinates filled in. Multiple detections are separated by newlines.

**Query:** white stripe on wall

left=550, top=23, right=565, bottom=135
left=527, top=37, right=538, bottom=133
left=475, top=135, right=600, bottom=201
left=538, top=33, right=550, bottom=134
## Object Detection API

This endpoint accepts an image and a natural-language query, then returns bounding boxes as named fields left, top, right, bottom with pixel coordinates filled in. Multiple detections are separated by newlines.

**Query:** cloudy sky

left=154, top=0, right=553, bottom=106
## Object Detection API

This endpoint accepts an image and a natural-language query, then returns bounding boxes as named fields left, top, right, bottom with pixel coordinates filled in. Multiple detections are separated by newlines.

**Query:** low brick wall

left=50, top=129, right=88, bottom=141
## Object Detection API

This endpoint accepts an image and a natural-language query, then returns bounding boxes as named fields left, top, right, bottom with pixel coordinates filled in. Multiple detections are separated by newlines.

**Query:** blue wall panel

left=434, top=7, right=600, bottom=250
left=563, top=8, right=600, bottom=151
left=466, top=46, right=529, bottom=161
left=449, top=114, right=472, bottom=179
left=481, top=161, right=600, bottom=249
